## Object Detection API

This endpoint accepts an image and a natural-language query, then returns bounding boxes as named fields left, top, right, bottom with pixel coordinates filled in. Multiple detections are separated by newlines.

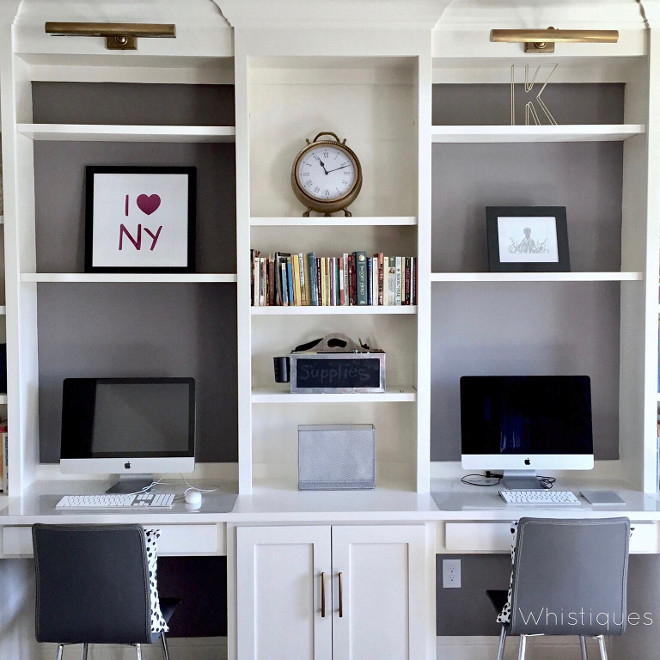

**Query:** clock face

left=296, top=145, right=356, bottom=201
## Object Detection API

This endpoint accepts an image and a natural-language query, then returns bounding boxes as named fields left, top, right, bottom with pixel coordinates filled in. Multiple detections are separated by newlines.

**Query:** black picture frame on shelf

left=486, top=206, right=570, bottom=272
left=84, top=166, right=196, bottom=273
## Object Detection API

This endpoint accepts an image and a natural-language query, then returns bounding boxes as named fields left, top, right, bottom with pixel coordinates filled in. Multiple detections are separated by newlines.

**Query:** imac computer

left=460, top=375, right=594, bottom=490
left=60, top=377, right=195, bottom=493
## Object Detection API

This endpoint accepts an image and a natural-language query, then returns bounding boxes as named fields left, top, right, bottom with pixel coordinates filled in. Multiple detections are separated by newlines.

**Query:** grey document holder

left=298, top=424, right=375, bottom=490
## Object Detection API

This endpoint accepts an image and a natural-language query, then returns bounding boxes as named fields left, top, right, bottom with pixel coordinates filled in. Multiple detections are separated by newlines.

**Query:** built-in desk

left=1, top=479, right=660, bottom=660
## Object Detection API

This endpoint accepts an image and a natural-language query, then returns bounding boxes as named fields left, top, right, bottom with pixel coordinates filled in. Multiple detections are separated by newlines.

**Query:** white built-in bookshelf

left=0, top=0, right=658, bottom=500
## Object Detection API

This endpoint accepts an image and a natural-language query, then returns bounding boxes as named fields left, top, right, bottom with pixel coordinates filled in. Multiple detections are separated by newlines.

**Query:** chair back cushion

left=33, top=524, right=151, bottom=644
left=509, top=517, right=630, bottom=636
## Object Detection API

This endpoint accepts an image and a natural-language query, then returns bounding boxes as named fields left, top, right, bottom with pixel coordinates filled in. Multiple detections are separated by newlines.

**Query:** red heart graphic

left=136, top=194, right=161, bottom=215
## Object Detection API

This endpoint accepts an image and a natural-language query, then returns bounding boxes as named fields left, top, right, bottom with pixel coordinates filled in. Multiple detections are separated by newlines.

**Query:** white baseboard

left=437, top=635, right=608, bottom=660
left=37, top=637, right=227, bottom=660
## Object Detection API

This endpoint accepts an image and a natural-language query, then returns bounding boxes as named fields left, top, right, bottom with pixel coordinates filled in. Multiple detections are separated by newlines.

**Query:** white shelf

left=0, top=307, right=6, bottom=315
left=0, top=215, right=3, bottom=224
left=251, top=305, right=417, bottom=315
left=21, top=273, right=237, bottom=283
left=430, top=272, right=643, bottom=283
left=0, top=395, right=7, bottom=405
left=17, top=123, right=236, bottom=143
left=431, top=124, right=645, bottom=144
left=250, top=216, right=417, bottom=227
left=251, top=387, right=417, bottom=403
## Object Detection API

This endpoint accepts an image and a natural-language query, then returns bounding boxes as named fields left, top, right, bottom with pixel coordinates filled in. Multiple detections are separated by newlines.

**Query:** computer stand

left=501, top=471, right=544, bottom=490
left=106, top=475, right=155, bottom=494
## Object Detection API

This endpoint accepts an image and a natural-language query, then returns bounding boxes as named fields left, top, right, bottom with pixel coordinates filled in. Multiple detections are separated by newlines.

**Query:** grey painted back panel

left=432, top=142, right=623, bottom=273
left=431, top=282, right=620, bottom=461
left=32, top=82, right=235, bottom=126
left=432, top=83, right=624, bottom=126
left=34, top=141, right=236, bottom=273
left=37, top=283, right=237, bottom=463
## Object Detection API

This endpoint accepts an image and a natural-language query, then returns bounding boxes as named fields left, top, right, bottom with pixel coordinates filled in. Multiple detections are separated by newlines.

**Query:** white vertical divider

left=639, top=1, right=660, bottom=492
left=415, top=36, right=433, bottom=493
left=1, top=5, right=40, bottom=496
left=234, top=32, right=253, bottom=494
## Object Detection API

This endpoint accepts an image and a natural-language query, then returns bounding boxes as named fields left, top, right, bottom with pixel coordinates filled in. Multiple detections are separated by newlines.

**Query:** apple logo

left=124, top=461, right=131, bottom=470
left=524, top=458, right=531, bottom=466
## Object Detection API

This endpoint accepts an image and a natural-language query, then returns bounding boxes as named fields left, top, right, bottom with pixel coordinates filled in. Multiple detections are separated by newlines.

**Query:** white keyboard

left=56, top=492, right=176, bottom=509
left=499, top=489, right=581, bottom=506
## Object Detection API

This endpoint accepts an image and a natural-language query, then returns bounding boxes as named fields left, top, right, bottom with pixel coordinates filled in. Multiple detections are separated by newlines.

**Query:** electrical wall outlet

left=442, top=558, right=461, bottom=588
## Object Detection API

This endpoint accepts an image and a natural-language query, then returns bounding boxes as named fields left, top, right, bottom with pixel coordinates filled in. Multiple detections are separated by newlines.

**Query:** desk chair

left=488, top=517, right=630, bottom=660
left=32, top=524, right=180, bottom=660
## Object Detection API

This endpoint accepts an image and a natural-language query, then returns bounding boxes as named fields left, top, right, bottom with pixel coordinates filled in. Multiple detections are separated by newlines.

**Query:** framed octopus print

left=486, top=206, right=570, bottom=272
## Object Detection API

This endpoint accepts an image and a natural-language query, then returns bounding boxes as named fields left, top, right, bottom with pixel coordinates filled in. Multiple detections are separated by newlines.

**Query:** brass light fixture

left=45, top=22, right=176, bottom=51
left=490, top=27, right=619, bottom=53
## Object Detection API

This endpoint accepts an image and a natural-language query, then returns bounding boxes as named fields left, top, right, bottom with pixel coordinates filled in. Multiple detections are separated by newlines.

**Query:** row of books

left=250, top=250, right=417, bottom=307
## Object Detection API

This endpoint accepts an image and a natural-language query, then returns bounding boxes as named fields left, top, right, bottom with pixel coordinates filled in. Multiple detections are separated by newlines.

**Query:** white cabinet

left=235, top=524, right=432, bottom=660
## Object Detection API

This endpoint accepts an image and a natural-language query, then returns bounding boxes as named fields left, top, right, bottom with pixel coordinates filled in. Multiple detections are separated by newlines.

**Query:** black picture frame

left=486, top=206, right=570, bottom=272
left=84, top=166, right=196, bottom=273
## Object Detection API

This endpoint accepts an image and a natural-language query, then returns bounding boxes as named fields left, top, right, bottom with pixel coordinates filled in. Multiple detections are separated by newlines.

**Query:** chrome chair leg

left=135, top=643, right=143, bottom=660
left=518, top=633, right=528, bottom=660
left=496, top=626, right=507, bottom=660
left=161, top=633, right=171, bottom=660
left=81, top=643, right=88, bottom=660
left=596, top=635, right=608, bottom=660
left=580, top=635, right=588, bottom=660
left=55, top=644, right=64, bottom=660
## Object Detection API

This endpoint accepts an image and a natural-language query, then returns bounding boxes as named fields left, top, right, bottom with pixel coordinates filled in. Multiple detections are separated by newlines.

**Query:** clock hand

left=318, top=159, right=329, bottom=175
left=326, top=164, right=351, bottom=174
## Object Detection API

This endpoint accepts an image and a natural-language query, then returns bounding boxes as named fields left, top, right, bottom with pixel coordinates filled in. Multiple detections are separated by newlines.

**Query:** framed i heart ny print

left=84, top=166, right=196, bottom=273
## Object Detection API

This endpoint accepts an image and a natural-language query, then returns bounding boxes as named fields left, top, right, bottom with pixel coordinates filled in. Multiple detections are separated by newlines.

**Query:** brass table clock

left=291, top=132, right=363, bottom=217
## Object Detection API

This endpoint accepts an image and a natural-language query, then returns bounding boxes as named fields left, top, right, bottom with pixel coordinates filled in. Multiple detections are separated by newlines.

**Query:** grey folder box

left=298, top=424, right=375, bottom=490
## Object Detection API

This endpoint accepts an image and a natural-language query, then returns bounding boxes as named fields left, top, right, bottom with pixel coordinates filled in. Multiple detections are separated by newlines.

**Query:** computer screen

left=60, top=377, right=195, bottom=492
left=460, top=375, right=594, bottom=487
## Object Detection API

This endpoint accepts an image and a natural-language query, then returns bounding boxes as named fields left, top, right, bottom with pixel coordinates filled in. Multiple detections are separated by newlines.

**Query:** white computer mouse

left=184, top=490, right=202, bottom=506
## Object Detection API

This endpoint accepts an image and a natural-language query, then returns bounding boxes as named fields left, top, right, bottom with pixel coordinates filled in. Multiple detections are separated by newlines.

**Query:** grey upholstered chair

left=32, top=523, right=179, bottom=660
left=489, top=517, right=630, bottom=660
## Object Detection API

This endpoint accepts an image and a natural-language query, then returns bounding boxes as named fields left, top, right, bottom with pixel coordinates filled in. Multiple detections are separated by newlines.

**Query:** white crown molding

left=14, top=0, right=232, bottom=58
left=215, top=0, right=452, bottom=31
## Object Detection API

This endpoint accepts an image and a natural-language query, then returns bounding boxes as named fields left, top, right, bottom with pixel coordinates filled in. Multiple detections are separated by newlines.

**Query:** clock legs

left=302, top=207, right=352, bottom=217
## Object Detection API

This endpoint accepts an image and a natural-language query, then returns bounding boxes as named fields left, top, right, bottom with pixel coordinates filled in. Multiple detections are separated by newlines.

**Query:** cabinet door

left=236, top=525, right=332, bottom=660
left=331, top=524, right=428, bottom=660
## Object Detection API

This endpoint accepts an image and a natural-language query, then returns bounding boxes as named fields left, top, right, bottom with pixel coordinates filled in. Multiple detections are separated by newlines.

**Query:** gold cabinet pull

left=338, top=571, right=343, bottom=617
left=320, top=572, right=326, bottom=617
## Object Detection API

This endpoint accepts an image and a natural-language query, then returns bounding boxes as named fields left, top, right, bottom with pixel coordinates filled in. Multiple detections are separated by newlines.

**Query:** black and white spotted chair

left=32, top=524, right=180, bottom=660
left=487, top=517, right=630, bottom=660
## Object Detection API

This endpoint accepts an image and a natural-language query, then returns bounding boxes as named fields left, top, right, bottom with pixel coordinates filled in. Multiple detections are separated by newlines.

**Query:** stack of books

left=250, top=250, right=417, bottom=307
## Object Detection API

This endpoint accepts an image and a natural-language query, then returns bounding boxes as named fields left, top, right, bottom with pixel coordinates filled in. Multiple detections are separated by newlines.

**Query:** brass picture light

left=490, top=27, right=619, bottom=53
left=45, top=22, right=176, bottom=51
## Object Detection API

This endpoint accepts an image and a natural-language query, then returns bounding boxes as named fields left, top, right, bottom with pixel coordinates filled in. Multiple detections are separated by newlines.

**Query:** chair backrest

left=509, top=517, right=630, bottom=636
left=33, top=524, right=152, bottom=645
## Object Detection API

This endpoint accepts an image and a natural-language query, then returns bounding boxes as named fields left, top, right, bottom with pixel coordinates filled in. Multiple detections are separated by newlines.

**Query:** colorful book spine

left=286, top=259, right=294, bottom=305
left=395, top=256, right=402, bottom=305
left=355, top=251, right=367, bottom=305
left=366, top=255, right=373, bottom=306
left=404, top=257, right=411, bottom=305
left=387, top=256, right=396, bottom=306
left=339, top=256, right=345, bottom=306
left=281, top=262, right=289, bottom=305
left=316, top=257, right=322, bottom=305
left=308, top=253, right=318, bottom=306
left=348, top=253, right=356, bottom=305
left=376, top=253, right=384, bottom=305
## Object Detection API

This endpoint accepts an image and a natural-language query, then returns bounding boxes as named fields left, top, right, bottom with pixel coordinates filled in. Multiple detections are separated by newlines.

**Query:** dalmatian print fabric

left=144, top=528, right=169, bottom=633
left=496, top=522, right=518, bottom=625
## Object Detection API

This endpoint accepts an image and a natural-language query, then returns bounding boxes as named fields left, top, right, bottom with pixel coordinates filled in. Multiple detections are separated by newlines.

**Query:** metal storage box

left=298, top=424, right=375, bottom=490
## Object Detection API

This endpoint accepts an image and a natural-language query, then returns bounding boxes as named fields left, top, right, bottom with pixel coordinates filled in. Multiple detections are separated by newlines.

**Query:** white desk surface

left=0, top=478, right=659, bottom=525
